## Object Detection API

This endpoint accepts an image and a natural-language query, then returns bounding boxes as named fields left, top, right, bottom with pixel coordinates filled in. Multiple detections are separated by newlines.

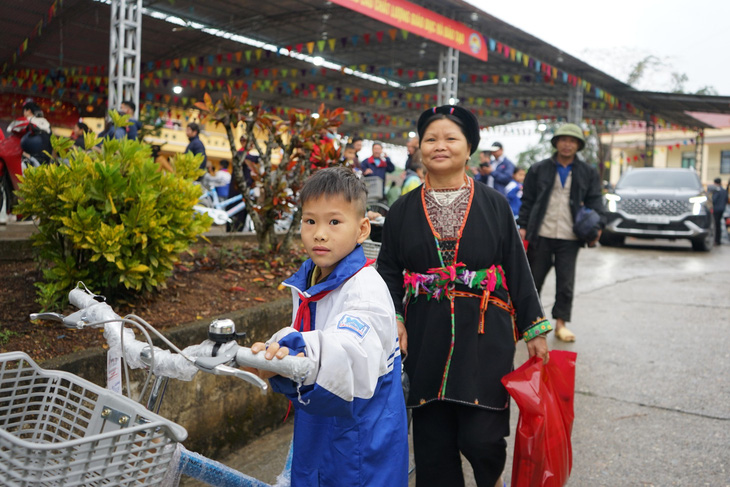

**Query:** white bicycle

left=0, top=283, right=315, bottom=487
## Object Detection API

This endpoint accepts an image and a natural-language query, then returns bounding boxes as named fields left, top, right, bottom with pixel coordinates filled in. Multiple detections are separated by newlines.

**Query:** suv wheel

left=691, top=228, right=714, bottom=252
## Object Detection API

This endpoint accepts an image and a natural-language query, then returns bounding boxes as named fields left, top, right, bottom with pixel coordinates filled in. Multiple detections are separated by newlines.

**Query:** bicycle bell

left=208, top=319, right=246, bottom=344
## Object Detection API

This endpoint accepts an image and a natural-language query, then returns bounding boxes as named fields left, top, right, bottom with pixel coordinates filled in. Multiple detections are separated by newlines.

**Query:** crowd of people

left=7, top=98, right=730, bottom=486
left=245, top=105, right=607, bottom=487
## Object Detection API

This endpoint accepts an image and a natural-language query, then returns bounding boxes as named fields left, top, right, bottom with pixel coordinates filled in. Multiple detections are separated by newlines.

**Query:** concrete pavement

left=182, top=238, right=730, bottom=487
left=6, top=219, right=726, bottom=486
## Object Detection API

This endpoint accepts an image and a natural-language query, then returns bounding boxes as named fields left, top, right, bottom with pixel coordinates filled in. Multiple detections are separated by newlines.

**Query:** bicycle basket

left=0, top=352, right=187, bottom=487
left=361, top=239, right=382, bottom=262
left=363, top=176, right=384, bottom=201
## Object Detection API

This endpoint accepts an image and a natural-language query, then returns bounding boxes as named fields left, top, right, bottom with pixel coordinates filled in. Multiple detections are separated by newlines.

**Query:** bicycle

left=194, top=181, right=253, bottom=230
left=1, top=282, right=315, bottom=487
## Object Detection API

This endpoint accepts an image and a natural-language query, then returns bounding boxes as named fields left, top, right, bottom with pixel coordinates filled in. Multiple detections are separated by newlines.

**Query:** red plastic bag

left=501, top=350, right=577, bottom=487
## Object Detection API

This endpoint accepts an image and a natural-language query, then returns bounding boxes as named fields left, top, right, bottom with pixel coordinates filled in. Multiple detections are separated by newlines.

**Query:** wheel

left=366, top=201, right=389, bottom=218
left=599, top=232, right=624, bottom=247
left=691, top=228, right=714, bottom=252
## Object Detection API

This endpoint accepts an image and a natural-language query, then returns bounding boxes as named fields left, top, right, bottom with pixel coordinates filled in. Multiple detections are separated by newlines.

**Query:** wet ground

left=183, top=236, right=730, bottom=486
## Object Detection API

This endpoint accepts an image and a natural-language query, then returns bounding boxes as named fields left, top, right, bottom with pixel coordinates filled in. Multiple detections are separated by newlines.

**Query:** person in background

left=341, top=143, right=360, bottom=175
left=471, top=150, right=491, bottom=184
left=203, top=159, right=232, bottom=199
left=351, top=136, right=363, bottom=171
left=361, top=141, right=395, bottom=196
left=517, top=123, right=605, bottom=343
left=504, top=166, right=526, bottom=218
left=72, top=122, right=91, bottom=150
left=404, top=135, right=419, bottom=171
left=377, top=105, right=550, bottom=487
left=708, top=177, right=728, bottom=245
left=185, top=122, right=207, bottom=177
left=19, top=101, right=53, bottom=165
left=118, top=100, right=141, bottom=140
left=150, top=145, right=174, bottom=173
left=484, top=142, right=515, bottom=195
left=401, top=159, right=425, bottom=195
left=99, top=100, right=141, bottom=141
left=248, top=167, right=409, bottom=487
left=474, top=162, right=490, bottom=185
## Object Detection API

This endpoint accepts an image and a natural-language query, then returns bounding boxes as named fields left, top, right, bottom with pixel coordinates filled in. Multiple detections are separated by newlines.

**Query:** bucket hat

left=551, top=123, right=585, bottom=151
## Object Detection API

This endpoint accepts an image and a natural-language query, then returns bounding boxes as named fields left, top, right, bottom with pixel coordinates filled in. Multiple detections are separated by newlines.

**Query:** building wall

left=602, top=125, right=730, bottom=187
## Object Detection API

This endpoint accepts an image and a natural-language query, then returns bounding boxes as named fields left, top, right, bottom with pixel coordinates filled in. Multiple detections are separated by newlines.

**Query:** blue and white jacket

left=269, top=245, right=409, bottom=487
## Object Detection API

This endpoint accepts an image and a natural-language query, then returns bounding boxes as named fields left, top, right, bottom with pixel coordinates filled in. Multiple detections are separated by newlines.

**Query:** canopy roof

left=3, top=0, right=730, bottom=138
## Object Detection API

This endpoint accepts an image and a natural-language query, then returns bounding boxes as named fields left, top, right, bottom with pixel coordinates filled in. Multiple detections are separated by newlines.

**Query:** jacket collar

left=283, top=245, right=367, bottom=297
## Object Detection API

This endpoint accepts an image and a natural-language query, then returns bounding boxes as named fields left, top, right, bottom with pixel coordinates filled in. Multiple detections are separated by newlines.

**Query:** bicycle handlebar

left=58, top=284, right=314, bottom=388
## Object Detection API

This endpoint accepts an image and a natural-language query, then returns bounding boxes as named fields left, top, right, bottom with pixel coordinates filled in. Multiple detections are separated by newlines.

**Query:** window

left=721, top=151, right=730, bottom=174
left=681, top=152, right=696, bottom=169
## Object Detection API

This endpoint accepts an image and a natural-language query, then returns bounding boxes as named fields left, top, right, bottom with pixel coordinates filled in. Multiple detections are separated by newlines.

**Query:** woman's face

left=420, top=118, right=471, bottom=178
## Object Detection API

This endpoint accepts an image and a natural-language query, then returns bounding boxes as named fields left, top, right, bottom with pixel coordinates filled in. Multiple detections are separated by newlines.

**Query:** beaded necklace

left=421, top=172, right=473, bottom=267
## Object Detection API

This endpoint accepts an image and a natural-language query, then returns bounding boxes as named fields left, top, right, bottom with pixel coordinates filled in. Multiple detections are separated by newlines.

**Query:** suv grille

left=619, top=198, right=690, bottom=216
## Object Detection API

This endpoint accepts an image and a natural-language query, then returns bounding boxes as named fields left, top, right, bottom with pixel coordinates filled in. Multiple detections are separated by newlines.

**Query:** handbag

left=573, top=206, right=601, bottom=242
left=501, top=350, right=577, bottom=487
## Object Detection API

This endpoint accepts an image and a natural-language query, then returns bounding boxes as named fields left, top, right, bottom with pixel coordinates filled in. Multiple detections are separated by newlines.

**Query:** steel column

left=437, top=48, right=459, bottom=106
left=108, top=0, right=142, bottom=117
left=567, top=84, right=583, bottom=123
left=694, top=129, right=705, bottom=178
left=644, top=115, right=655, bottom=167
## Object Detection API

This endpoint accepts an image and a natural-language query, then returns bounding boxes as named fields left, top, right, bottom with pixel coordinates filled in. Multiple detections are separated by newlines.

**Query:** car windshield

left=617, top=171, right=700, bottom=190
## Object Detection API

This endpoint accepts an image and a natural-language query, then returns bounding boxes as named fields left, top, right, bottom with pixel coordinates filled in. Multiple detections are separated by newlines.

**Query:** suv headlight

left=689, top=195, right=707, bottom=215
left=605, top=193, right=621, bottom=213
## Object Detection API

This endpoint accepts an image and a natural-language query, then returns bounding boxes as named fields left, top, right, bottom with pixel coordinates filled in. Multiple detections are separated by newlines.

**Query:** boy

left=341, top=143, right=361, bottom=175
left=249, top=167, right=409, bottom=487
left=505, top=166, right=526, bottom=218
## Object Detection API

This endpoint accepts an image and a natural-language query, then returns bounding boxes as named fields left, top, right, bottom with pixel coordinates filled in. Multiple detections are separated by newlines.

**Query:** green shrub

left=14, top=130, right=212, bottom=309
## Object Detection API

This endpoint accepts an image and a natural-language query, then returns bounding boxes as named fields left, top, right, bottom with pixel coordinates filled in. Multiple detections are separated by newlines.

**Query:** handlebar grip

left=69, top=288, right=100, bottom=310
left=235, top=347, right=315, bottom=382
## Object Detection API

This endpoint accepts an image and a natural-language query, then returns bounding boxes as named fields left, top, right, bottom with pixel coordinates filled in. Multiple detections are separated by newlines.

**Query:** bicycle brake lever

left=29, top=312, right=66, bottom=323
left=30, top=310, right=90, bottom=329
left=195, top=360, right=268, bottom=391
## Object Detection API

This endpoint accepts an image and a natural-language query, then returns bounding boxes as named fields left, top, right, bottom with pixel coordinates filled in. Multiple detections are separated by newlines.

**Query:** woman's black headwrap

left=416, top=105, right=481, bottom=155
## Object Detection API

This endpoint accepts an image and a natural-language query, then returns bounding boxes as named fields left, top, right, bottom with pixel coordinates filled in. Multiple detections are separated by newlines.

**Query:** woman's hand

left=397, top=318, right=408, bottom=355
left=526, top=335, right=548, bottom=363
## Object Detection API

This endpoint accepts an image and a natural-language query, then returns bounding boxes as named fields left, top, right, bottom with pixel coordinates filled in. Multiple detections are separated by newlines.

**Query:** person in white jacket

left=249, top=167, right=408, bottom=487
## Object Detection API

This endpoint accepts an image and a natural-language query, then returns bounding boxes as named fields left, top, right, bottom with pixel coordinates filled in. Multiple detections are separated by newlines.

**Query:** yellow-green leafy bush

left=14, top=132, right=212, bottom=308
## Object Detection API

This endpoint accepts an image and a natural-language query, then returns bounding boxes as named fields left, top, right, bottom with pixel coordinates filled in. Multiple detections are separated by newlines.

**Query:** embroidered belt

left=404, top=263, right=514, bottom=335
left=412, top=286, right=514, bottom=334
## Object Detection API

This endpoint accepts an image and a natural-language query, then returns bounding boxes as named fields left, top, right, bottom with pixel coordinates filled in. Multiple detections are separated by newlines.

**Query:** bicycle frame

left=24, top=283, right=315, bottom=487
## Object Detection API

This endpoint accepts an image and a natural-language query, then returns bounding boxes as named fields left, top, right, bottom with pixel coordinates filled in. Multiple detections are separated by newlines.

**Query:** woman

left=377, top=105, right=551, bottom=487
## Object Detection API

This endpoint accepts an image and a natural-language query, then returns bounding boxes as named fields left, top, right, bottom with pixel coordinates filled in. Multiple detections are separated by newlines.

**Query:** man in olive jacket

left=517, top=123, right=605, bottom=342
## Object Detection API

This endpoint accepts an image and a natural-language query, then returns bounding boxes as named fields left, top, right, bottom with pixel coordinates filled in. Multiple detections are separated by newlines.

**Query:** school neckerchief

left=283, top=245, right=373, bottom=332
left=293, top=287, right=332, bottom=332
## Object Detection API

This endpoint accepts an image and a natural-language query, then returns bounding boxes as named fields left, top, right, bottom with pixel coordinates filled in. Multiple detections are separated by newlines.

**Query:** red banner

left=330, top=0, right=487, bottom=61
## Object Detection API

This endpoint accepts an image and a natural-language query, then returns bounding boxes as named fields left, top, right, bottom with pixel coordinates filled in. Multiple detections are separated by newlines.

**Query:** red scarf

left=293, top=290, right=332, bottom=332
left=292, top=259, right=375, bottom=332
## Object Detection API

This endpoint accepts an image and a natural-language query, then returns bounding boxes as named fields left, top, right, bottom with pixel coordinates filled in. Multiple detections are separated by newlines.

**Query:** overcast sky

left=466, top=0, right=729, bottom=96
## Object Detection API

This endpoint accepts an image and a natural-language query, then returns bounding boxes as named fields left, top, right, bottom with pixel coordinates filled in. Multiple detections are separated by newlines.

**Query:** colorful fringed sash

left=403, top=263, right=515, bottom=334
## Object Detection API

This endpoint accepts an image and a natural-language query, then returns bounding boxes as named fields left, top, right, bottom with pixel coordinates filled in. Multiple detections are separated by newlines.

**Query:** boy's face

left=301, top=195, right=370, bottom=281
left=514, top=169, right=526, bottom=183
left=344, top=148, right=356, bottom=161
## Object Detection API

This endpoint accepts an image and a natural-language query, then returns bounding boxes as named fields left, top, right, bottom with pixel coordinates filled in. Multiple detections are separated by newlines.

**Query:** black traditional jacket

left=377, top=181, right=550, bottom=410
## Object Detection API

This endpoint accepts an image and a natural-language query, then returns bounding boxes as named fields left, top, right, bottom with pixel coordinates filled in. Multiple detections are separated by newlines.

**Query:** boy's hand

left=246, top=341, right=304, bottom=380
